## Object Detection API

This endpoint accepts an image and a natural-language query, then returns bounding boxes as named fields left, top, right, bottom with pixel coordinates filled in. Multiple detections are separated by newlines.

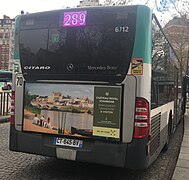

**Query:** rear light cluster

left=134, top=97, right=150, bottom=139
left=10, top=91, right=15, bottom=125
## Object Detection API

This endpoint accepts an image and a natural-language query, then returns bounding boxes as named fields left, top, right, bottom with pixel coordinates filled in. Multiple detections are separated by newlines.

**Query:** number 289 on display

left=63, top=11, right=87, bottom=27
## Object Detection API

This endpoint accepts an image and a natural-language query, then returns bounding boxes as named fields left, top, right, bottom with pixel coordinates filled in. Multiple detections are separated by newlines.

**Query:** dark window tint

left=47, top=8, right=136, bottom=76
left=151, top=17, right=178, bottom=109
left=48, top=22, right=135, bottom=75
left=19, top=6, right=137, bottom=82
left=20, top=29, right=48, bottom=65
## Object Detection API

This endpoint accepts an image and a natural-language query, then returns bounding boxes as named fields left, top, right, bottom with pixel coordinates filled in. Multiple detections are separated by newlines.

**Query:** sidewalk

left=172, top=111, right=189, bottom=180
left=0, top=115, right=10, bottom=123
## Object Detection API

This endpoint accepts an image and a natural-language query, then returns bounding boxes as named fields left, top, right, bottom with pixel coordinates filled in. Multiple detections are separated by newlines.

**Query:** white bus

left=9, top=5, right=186, bottom=169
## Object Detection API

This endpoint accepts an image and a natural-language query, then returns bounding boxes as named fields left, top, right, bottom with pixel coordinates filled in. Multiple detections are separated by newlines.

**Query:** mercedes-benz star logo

left=67, top=63, right=74, bottom=71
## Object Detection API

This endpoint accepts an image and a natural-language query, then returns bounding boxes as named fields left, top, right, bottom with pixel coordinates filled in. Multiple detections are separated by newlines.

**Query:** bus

left=0, top=70, right=12, bottom=82
left=9, top=5, right=186, bottom=169
left=0, top=70, right=12, bottom=91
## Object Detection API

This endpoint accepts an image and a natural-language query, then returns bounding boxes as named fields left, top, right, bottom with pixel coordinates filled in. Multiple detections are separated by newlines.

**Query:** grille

left=150, top=112, right=161, bottom=156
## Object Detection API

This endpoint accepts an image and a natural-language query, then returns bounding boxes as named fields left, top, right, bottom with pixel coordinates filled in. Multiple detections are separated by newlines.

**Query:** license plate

left=53, top=137, right=83, bottom=148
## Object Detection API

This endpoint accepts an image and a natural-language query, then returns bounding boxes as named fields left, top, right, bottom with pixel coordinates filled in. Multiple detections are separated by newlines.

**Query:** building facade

left=78, top=0, right=100, bottom=7
left=0, top=15, right=15, bottom=70
left=164, top=16, right=189, bottom=74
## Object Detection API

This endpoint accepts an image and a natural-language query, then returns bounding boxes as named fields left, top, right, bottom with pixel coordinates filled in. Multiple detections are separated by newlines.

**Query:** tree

left=103, top=0, right=133, bottom=5
left=164, top=16, right=189, bottom=73
left=102, top=0, right=189, bottom=74
left=24, top=89, right=38, bottom=107
left=158, top=0, right=189, bottom=18
left=102, top=0, right=189, bottom=20
left=103, top=0, right=151, bottom=6
left=148, top=0, right=189, bottom=75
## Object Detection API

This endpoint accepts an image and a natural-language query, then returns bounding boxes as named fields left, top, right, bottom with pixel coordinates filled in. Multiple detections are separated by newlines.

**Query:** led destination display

left=63, top=11, right=87, bottom=27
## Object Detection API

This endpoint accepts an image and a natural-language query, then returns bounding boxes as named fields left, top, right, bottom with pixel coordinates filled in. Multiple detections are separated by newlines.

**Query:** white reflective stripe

left=135, top=107, right=147, bottom=112
left=135, top=122, right=148, bottom=127
left=135, top=115, right=148, bottom=120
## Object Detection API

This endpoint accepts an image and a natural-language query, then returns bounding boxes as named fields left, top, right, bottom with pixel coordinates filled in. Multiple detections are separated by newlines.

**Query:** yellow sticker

left=93, top=126, right=120, bottom=138
left=131, top=58, right=143, bottom=75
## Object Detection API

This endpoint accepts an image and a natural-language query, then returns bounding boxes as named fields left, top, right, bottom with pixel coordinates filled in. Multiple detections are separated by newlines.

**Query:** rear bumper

left=9, top=126, right=149, bottom=169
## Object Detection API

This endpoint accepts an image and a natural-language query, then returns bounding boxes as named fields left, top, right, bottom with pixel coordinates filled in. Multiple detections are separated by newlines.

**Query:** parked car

left=2, top=82, right=12, bottom=90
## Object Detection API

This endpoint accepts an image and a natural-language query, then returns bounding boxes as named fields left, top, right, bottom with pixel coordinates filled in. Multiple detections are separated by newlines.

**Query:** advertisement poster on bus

left=93, top=87, right=121, bottom=139
left=131, top=58, right=143, bottom=75
left=23, top=83, right=121, bottom=139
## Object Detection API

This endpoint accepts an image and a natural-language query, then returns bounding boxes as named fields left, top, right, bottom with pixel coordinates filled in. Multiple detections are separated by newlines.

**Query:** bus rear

left=10, top=5, right=152, bottom=169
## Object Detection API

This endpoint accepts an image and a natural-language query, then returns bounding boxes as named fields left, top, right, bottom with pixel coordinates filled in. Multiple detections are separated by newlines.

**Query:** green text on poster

left=93, top=86, right=121, bottom=138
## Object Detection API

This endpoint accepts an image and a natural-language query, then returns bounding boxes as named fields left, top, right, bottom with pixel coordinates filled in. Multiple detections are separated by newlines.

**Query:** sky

left=0, top=0, right=81, bottom=19
left=0, top=0, right=167, bottom=18
left=0, top=0, right=172, bottom=25
left=26, top=83, right=94, bottom=99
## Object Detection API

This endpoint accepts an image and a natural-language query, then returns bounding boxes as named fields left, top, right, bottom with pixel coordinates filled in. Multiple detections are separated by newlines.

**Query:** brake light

left=10, top=91, right=15, bottom=125
left=134, top=97, right=150, bottom=139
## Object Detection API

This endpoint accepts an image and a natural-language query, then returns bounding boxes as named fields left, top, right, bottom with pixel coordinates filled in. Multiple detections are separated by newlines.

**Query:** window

left=151, top=17, right=177, bottom=108
left=19, top=6, right=137, bottom=82
left=20, top=29, right=48, bottom=64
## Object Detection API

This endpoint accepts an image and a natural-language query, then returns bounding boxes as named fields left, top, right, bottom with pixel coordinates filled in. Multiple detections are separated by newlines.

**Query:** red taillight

left=10, top=91, right=15, bottom=125
left=134, top=97, right=150, bottom=139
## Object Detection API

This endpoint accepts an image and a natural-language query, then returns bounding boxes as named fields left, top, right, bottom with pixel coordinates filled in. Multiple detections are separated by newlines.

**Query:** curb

left=172, top=111, right=189, bottom=180
left=0, top=116, right=10, bottom=124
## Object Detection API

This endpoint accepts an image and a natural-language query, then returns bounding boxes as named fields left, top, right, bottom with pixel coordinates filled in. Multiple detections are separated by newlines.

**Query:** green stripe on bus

left=132, top=5, right=152, bottom=64
left=13, top=15, right=21, bottom=60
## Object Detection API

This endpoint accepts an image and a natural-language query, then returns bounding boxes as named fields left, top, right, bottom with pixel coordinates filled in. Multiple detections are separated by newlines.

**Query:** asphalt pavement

left=0, top=115, right=10, bottom=123
left=172, top=110, right=189, bottom=180
left=0, top=113, right=187, bottom=179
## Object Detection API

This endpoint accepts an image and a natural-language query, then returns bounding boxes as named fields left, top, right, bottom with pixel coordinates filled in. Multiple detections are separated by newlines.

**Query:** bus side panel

left=76, top=142, right=127, bottom=167
left=125, top=137, right=149, bottom=169
left=9, top=126, right=18, bottom=151
left=149, top=124, right=168, bottom=166
left=10, top=125, right=128, bottom=167
left=10, top=127, right=56, bottom=157
left=17, top=132, right=56, bottom=157
left=149, top=102, right=174, bottom=164
left=9, top=73, right=24, bottom=151
left=14, top=74, right=24, bottom=131
left=10, top=126, right=149, bottom=169
left=122, top=75, right=136, bottom=143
